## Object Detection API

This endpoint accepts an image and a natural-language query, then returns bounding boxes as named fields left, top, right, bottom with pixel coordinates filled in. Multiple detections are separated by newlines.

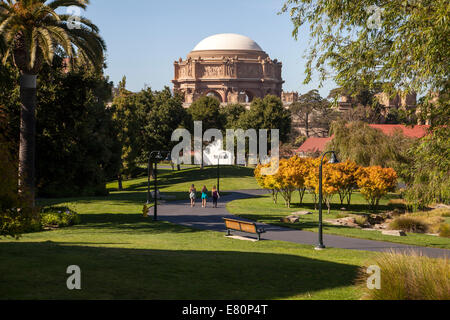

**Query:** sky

left=82, top=0, right=336, bottom=97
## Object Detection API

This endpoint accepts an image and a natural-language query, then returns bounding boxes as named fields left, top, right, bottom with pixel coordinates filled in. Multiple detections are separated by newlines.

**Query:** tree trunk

left=305, top=113, right=310, bottom=137
left=118, top=174, right=123, bottom=191
left=298, top=188, right=306, bottom=205
left=18, top=74, right=37, bottom=207
left=346, top=191, right=352, bottom=207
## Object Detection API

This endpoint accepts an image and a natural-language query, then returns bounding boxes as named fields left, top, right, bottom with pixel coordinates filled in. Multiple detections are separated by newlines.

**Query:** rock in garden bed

left=325, top=217, right=361, bottom=229
left=280, top=215, right=300, bottom=224
left=382, top=230, right=407, bottom=237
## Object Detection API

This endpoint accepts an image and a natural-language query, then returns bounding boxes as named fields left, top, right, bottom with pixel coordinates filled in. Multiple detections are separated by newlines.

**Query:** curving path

left=157, top=189, right=449, bottom=258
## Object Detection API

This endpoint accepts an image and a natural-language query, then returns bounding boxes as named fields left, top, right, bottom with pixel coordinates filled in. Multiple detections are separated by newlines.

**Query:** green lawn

left=227, top=193, right=450, bottom=249
left=0, top=218, right=375, bottom=300
left=107, top=165, right=260, bottom=194
left=0, top=166, right=377, bottom=300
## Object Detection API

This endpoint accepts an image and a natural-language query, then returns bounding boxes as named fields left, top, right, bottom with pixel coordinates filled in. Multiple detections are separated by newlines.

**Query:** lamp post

left=315, top=150, right=339, bottom=250
left=214, top=151, right=229, bottom=193
left=147, top=150, right=171, bottom=221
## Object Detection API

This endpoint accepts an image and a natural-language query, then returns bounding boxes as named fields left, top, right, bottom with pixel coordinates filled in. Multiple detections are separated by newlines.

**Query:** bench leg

left=227, top=229, right=231, bottom=236
left=257, top=233, right=261, bottom=241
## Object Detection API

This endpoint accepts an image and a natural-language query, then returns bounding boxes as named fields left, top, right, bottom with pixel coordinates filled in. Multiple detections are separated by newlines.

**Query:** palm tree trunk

left=18, top=74, right=37, bottom=207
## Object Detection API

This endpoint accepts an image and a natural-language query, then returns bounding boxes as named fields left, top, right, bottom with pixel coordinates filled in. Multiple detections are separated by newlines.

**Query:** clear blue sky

left=83, top=0, right=336, bottom=97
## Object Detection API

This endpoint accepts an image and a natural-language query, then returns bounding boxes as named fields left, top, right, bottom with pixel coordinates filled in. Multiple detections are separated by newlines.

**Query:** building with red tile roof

left=296, top=124, right=430, bottom=156
left=368, top=124, right=429, bottom=138
left=296, top=137, right=333, bottom=156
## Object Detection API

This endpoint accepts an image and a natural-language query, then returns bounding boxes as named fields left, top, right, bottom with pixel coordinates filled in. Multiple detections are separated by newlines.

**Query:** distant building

left=296, top=124, right=430, bottom=157
left=296, top=137, right=333, bottom=157
left=173, top=33, right=284, bottom=107
left=336, top=91, right=417, bottom=113
left=281, top=91, right=298, bottom=105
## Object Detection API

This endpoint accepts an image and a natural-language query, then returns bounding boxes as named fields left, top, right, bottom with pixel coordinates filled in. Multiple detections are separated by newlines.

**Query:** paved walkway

left=157, top=189, right=449, bottom=258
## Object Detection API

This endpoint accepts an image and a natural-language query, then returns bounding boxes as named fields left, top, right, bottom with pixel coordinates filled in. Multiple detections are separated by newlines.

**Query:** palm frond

left=0, top=0, right=105, bottom=73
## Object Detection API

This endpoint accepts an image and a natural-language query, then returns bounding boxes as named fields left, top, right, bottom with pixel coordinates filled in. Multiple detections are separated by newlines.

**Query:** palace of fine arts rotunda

left=172, top=33, right=285, bottom=106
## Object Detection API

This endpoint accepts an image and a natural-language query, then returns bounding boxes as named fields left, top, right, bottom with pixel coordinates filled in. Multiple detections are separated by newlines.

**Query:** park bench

left=223, top=218, right=266, bottom=241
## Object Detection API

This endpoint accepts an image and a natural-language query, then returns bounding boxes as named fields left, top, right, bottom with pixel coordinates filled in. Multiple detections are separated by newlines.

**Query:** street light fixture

left=214, top=151, right=229, bottom=193
left=147, top=150, right=171, bottom=221
left=315, top=150, right=340, bottom=250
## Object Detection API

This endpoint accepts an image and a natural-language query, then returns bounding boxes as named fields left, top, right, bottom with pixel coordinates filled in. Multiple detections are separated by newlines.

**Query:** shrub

left=387, top=199, right=407, bottom=211
left=409, top=208, right=450, bottom=218
left=434, top=208, right=450, bottom=217
left=358, top=251, right=449, bottom=300
left=142, top=204, right=151, bottom=217
left=0, top=209, right=24, bottom=239
left=40, top=207, right=80, bottom=228
left=335, top=212, right=349, bottom=219
left=353, top=215, right=369, bottom=227
left=388, top=216, right=429, bottom=233
left=439, top=224, right=450, bottom=238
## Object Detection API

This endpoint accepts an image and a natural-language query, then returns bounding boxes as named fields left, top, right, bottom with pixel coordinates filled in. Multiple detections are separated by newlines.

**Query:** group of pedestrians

left=189, top=184, right=220, bottom=208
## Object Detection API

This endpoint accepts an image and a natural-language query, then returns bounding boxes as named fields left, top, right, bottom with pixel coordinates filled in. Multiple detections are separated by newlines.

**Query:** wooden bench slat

left=240, top=223, right=257, bottom=234
left=223, top=218, right=265, bottom=241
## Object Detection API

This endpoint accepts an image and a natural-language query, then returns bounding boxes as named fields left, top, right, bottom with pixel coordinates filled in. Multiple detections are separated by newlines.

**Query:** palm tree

left=0, top=0, right=106, bottom=206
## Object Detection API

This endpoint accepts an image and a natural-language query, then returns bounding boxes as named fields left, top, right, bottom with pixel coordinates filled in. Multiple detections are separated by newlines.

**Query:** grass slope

left=0, top=213, right=375, bottom=299
left=0, top=166, right=377, bottom=300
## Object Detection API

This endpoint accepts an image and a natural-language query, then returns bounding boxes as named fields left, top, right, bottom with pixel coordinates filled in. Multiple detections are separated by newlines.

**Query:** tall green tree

left=402, top=127, right=450, bottom=209
left=282, top=0, right=449, bottom=208
left=282, top=0, right=449, bottom=96
left=0, top=0, right=106, bottom=206
left=112, top=86, right=188, bottom=179
left=34, top=60, right=120, bottom=197
left=220, top=103, right=246, bottom=129
left=290, top=90, right=337, bottom=137
left=188, top=96, right=224, bottom=168
left=188, top=95, right=224, bottom=131
left=111, top=77, right=142, bottom=184
left=328, top=121, right=414, bottom=169
left=138, top=87, right=188, bottom=161
left=239, top=95, right=292, bottom=143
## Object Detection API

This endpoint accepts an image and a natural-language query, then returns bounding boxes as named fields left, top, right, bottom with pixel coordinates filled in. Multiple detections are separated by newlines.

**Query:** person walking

left=201, top=185, right=208, bottom=208
left=211, top=186, right=220, bottom=208
left=189, top=184, right=196, bottom=207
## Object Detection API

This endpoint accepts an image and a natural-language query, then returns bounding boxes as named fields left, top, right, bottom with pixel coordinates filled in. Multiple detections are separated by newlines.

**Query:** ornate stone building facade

left=173, top=34, right=283, bottom=106
left=281, top=91, right=299, bottom=105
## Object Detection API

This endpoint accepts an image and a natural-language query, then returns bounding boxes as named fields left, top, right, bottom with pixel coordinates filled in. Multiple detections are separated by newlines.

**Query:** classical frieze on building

left=173, top=34, right=284, bottom=105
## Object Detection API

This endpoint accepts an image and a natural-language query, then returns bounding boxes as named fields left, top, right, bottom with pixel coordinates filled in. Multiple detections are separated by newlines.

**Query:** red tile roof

left=296, top=125, right=430, bottom=155
left=296, top=137, right=333, bottom=154
left=368, top=124, right=430, bottom=138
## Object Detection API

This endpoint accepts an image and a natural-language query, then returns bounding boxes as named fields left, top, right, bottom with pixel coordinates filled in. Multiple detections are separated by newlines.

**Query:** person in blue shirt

left=201, top=185, right=208, bottom=208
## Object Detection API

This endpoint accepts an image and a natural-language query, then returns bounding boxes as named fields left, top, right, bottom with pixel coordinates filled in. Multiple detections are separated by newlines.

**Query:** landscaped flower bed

left=40, top=206, right=81, bottom=230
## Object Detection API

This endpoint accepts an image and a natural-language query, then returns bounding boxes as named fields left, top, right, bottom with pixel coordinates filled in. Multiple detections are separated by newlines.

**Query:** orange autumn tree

left=332, top=160, right=360, bottom=207
left=304, top=157, right=339, bottom=213
left=304, top=157, right=320, bottom=210
left=357, top=166, right=398, bottom=210
left=320, top=163, right=340, bottom=214
left=272, top=159, right=297, bottom=208
left=254, top=162, right=279, bottom=203
left=288, top=155, right=310, bottom=205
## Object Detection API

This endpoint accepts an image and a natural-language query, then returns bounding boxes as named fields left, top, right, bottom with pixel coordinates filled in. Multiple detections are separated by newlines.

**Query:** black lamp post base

left=315, top=245, right=326, bottom=251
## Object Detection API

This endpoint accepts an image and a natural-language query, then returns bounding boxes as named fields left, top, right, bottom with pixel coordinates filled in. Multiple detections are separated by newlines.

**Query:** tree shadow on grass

left=0, top=242, right=361, bottom=300
left=73, top=214, right=204, bottom=235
